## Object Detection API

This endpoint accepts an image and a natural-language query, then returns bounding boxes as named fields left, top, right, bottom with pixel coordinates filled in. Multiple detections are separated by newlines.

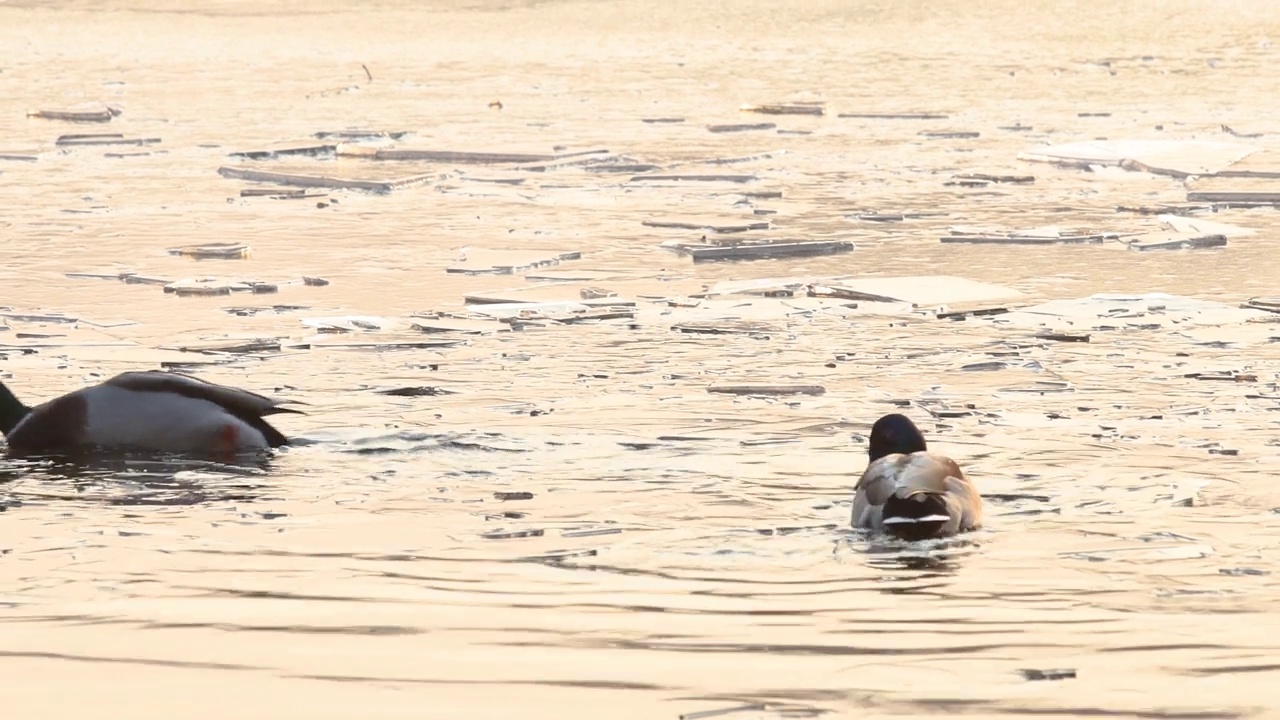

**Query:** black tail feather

left=882, top=492, right=951, bottom=541
left=243, top=416, right=291, bottom=447
left=0, top=382, right=32, bottom=436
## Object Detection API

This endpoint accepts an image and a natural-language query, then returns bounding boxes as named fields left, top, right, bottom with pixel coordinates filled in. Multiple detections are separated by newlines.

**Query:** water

left=3, top=1, right=1280, bottom=717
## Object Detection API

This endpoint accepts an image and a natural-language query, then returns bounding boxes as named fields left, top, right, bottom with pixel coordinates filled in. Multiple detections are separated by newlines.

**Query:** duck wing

left=853, top=452, right=981, bottom=535
left=942, top=472, right=983, bottom=532
left=856, top=452, right=953, bottom=501
left=104, top=371, right=304, bottom=419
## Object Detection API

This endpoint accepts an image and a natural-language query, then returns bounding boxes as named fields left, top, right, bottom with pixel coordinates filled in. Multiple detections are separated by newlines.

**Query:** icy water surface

left=4, top=1, right=1280, bottom=718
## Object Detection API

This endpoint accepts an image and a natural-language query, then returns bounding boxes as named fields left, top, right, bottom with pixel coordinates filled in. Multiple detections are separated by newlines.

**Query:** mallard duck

left=851, top=413, right=982, bottom=540
left=0, top=371, right=302, bottom=456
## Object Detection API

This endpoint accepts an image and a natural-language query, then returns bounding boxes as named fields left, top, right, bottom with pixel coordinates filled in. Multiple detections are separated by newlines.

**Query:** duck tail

left=0, top=382, right=32, bottom=436
left=881, top=491, right=952, bottom=541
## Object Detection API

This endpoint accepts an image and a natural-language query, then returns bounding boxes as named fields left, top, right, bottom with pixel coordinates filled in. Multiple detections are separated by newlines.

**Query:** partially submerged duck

left=852, top=413, right=983, bottom=540
left=0, top=371, right=302, bottom=456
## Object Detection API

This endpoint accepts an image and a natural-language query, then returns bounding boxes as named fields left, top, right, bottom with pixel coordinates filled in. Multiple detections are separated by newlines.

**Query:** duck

left=851, top=413, right=982, bottom=540
left=0, top=370, right=303, bottom=456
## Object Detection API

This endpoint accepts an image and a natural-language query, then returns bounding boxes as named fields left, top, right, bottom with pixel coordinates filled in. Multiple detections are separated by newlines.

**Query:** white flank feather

left=82, top=385, right=268, bottom=452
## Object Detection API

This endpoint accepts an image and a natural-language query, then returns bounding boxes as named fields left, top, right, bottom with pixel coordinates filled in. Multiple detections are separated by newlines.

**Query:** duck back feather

left=98, top=372, right=301, bottom=449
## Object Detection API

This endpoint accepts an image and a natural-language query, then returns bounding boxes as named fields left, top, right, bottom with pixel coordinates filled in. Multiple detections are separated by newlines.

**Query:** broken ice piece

left=1128, top=233, right=1227, bottom=251
left=1020, top=668, right=1077, bottom=681
left=942, top=226, right=1117, bottom=245
left=740, top=102, right=825, bottom=116
left=578, top=287, right=616, bottom=300
left=217, top=165, right=433, bottom=192
left=167, top=242, right=251, bottom=259
left=164, top=278, right=238, bottom=296
left=1243, top=297, right=1280, bottom=313
left=679, top=703, right=769, bottom=720
left=920, top=130, right=980, bottom=139
left=1019, top=139, right=1260, bottom=177
left=672, top=320, right=779, bottom=336
left=1186, top=190, right=1280, bottom=203
left=480, top=528, right=543, bottom=539
left=630, top=173, right=759, bottom=183
left=27, top=103, right=122, bottom=122
left=1036, top=333, right=1091, bottom=343
left=1219, top=567, right=1269, bottom=576
left=56, top=133, right=159, bottom=146
left=121, top=273, right=175, bottom=285
left=707, top=122, right=777, bottom=133
left=446, top=249, right=582, bottom=276
left=838, top=112, right=948, bottom=120
left=642, top=219, right=770, bottom=233
left=494, top=491, right=534, bottom=501
left=707, top=384, right=826, bottom=396
left=684, top=239, right=854, bottom=262
left=228, top=143, right=336, bottom=160
left=561, top=527, right=622, bottom=538
left=165, top=338, right=283, bottom=354
left=314, top=129, right=411, bottom=141
left=952, top=172, right=1035, bottom=184
left=998, top=380, right=1075, bottom=394
left=302, top=316, right=397, bottom=332
left=376, top=386, right=456, bottom=397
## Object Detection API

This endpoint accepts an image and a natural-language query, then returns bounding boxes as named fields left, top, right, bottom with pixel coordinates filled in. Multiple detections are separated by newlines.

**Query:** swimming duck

left=0, top=371, right=302, bottom=456
left=851, top=413, right=982, bottom=540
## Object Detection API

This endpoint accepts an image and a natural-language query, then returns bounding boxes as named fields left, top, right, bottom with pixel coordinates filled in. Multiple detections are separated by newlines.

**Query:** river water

left=3, top=1, right=1280, bottom=718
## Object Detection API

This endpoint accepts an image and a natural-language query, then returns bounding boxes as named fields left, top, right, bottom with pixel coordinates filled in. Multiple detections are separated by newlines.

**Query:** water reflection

left=0, top=450, right=276, bottom=506
left=861, top=536, right=976, bottom=575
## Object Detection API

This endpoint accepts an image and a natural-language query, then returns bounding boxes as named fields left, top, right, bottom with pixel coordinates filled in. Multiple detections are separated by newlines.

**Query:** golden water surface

left=4, top=1, right=1280, bottom=718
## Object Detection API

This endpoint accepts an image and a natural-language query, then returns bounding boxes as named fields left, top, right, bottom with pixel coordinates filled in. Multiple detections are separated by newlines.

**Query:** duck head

left=867, top=413, right=928, bottom=462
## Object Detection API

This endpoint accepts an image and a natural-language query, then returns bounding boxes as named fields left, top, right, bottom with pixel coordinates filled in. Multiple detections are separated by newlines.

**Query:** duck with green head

left=852, top=413, right=983, bottom=540
left=0, top=371, right=302, bottom=456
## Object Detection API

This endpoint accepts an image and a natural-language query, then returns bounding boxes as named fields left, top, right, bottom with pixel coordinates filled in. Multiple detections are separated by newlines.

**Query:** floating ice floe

left=996, top=292, right=1269, bottom=331
left=1018, top=139, right=1262, bottom=177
